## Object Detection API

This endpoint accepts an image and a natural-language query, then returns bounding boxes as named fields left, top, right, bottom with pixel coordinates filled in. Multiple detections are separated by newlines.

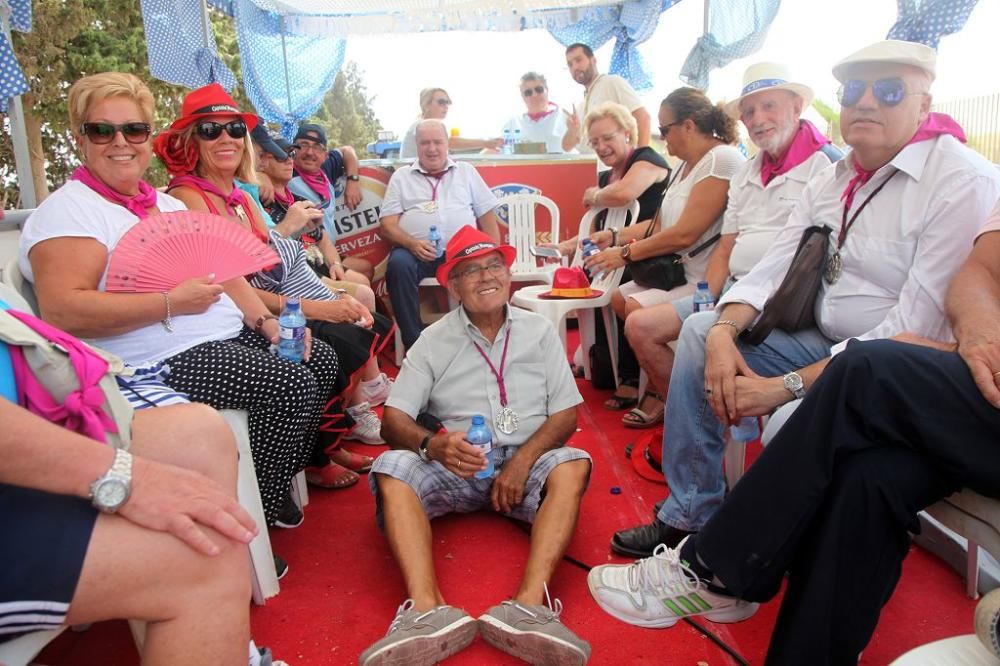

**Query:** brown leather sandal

left=622, top=391, right=665, bottom=429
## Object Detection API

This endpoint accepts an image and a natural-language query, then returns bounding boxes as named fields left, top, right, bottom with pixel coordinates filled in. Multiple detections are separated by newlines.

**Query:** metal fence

left=934, top=93, right=1000, bottom=163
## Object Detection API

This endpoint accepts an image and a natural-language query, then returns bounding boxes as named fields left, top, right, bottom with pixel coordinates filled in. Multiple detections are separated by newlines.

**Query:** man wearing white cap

left=604, top=39, right=1000, bottom=558
left=618, top=63, right=840, bottom=436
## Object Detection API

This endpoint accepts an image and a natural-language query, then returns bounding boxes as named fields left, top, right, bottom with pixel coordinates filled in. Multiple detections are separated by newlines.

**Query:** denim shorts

left=369, top=445, right=592, bottom=529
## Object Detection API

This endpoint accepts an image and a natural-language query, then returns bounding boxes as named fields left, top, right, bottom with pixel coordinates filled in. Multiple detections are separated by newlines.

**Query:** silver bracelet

left=160, top=292, right=174, bottom=333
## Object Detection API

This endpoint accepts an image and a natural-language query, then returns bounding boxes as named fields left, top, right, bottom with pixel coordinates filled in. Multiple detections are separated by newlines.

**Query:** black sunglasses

left=658, top=121, right=682, bottom=137
left=522, top=85, right=546, bottom=98
left=80, top=122, right=152, bottom=145
left=837, top=77, right=913, bottom=108
left=195, top=119, right=248, bottom=141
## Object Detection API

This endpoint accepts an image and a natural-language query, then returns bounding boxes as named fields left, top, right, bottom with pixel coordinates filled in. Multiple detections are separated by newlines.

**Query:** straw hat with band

left=723, top=62, right=814, bottom=119
left=832, top=39, right=937, bottom=83
left=435, top=225, right=517, bottom=287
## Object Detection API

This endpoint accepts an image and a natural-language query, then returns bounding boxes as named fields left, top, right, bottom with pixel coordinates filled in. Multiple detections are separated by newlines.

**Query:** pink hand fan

left=105, top=210, right=279, bottom=293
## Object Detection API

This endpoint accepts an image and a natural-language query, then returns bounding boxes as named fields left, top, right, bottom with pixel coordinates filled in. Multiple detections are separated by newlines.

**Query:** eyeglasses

left=295, top=141, right=325, bottom=154
left=588, top=131, right=622, bottom=149
left=522, top=86, right=546, bottom=98
left=453, top=261, right=508, bottom=282
left=435, top=98, right=452, bottom=106
left=658, top=121, right=682, bottom=138
left=195, top=119, right=248, bottom=141
left=837, top=77, right=921, bottom=108
left=80, top=122, right=152, bottom=145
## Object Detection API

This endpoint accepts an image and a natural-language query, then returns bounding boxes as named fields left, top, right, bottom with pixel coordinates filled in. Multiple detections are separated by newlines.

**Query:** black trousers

left=692, top=339, right=1000, bottom=665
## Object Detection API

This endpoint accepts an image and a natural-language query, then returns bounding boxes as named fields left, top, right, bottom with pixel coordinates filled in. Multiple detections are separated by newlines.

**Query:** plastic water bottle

left=692, top=280, right=715, bottom=312
left=277, top=297, right=306, bottom=363
left=427, top=225, right=444, bottom=258
left=513, top=128, right=522, bottom=147
left=730, top=416, right=760, bottom=443
left=502, top=129, right=514, bottom=155
left=466, top=414, right=495, bottom=479
left=580, top=238, right=605, bottom=282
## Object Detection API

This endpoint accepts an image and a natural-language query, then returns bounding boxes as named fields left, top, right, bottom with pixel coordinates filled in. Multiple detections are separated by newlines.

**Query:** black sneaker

left=611, top=519, right=694, bottom=558
left=274, top=553, right=289, bottom=580
left=653, top=497, right=665, bottom=518
left=273, top=492, right=303, bottom=529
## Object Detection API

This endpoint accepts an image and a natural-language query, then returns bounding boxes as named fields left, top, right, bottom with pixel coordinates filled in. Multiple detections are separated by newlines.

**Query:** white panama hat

left=832, top=39, right=937, bottom=83
left=724, top=62, right=815, bottom=119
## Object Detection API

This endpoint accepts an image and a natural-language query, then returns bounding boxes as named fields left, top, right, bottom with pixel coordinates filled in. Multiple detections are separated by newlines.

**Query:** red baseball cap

left=436, top=226, right=516, bottom=287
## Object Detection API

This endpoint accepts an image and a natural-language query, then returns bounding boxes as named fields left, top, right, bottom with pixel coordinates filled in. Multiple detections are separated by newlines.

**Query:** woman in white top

left=584, top=88, right=744, bottom=427
left=399, top=87, right=503, bottom=159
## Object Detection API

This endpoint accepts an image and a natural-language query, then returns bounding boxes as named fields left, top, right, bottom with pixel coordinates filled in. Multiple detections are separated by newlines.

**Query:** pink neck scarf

left=842, top=113, right=967, bottom=208
left=71, top=166, right=157, bottom=219
left=297, top=169, right=332, bottom=202
left=7, top=309, right=118, bottom=444
left=273, top=186, right=295, bottom=209
left=168, top=173, right=249, bottom=216
left=760, top=120, right=830, bottom=187
left=526, top=103, right=558, bottom=122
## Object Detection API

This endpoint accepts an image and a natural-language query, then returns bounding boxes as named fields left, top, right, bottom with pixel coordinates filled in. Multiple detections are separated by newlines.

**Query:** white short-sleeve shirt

left=380, top=159, right=498, bottom=245
left=502, top=106, right=569, bottom=154
left=19, top=180, right=245, bottom=365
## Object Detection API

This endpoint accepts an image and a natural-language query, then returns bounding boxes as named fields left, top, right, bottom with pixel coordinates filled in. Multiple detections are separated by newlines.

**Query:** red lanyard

left=422, top=170, right=448, bottom=202
left=837, top=170, right=898, bottom=249
left=471, top=328, right=511, bottom=407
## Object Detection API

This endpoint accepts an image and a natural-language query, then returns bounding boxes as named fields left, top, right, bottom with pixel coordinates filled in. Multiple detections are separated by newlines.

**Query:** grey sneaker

left=359, top=599, right=477, bottom=666
left=478, top=586, right=591, bottom=665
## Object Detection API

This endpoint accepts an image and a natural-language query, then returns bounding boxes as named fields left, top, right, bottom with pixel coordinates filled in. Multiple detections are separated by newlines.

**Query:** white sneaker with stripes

left=587, top=539, right=758, bottom=629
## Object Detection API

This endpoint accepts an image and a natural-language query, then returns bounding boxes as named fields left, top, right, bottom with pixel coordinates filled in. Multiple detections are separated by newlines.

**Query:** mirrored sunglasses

left=522, top=86, right=546, bottom=98
left=837, top=77, right=909, bottom=108
left=195, top=119, right=248, bottom=141
left=80, top=122, right=152, bottom=145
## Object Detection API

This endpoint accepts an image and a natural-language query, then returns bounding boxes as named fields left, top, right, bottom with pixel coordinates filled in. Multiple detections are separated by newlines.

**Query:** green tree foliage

left=2, top=2, right=380, bottom=206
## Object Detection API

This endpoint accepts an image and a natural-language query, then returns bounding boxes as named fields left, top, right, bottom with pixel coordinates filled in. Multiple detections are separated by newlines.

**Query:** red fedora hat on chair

left=435, top=226, right=517, bottom=287
left=538, top=266, right=603, bottom=300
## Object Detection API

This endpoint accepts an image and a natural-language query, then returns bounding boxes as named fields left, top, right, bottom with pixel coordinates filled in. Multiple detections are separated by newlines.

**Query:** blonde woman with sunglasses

left=399, top=87, right=503, bottom=159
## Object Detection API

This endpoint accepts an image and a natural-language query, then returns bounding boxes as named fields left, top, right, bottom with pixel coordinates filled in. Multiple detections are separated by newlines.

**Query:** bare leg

left=344, top=256, right=375, bottom=284
left=377, top=474, right=445, bottom=611
left=65, top=404, right=250, bottom=666
left=514, top=460, right=590, bottom=605
left=625, top=303, right=683, bottom=395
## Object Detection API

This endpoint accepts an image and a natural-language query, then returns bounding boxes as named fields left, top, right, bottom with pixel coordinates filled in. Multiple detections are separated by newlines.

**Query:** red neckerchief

left=526, top=103, right=558, bottom=122
left=840, top=159, right=878, bottom=211
left=71, top=166, right=157, bottom=219
left=272, top=186, right=295, bottom=209
left=168, top=174, right=270, bottom=246
left=760, top=120, right=830, bottom=187
left=297, top=168, right=332, bottom=202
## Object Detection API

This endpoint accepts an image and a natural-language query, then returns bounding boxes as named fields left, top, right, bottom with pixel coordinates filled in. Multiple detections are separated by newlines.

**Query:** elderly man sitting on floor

left=360, top=227, right=592, bottom=666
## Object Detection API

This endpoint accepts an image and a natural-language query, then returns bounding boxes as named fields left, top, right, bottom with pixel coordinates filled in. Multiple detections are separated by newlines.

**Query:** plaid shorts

left=369, top=445, right=592, bottom=529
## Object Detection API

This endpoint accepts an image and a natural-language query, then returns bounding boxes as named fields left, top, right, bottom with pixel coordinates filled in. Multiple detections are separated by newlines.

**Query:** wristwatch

left=90, top=448, right=133, bottom=513
left=782, top=371, right=806, bottom=399
left=346, top=174, right=360, bottom=182
left=418, top=434, right=433, bottom=462
left=620, top=243, right=634, bottom=263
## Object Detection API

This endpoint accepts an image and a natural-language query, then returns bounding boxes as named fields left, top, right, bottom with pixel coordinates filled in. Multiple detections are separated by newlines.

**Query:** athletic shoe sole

left=478, top=615, right=589, bottom=666
left=587, top=568, right=758, bottom=629
left=360, top=615, right=477, bottom=666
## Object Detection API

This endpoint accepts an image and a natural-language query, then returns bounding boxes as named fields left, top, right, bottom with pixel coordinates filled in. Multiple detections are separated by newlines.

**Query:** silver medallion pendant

left=825, top=251, right=843, bottom=284
left=495, top=407, right=519, bottom=435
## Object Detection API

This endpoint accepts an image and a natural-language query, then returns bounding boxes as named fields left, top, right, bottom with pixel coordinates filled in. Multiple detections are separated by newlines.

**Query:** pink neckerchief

left=272, top=186, right=295, bottom=209
left=7, top=309, right=118, bottom=443
left=168, top=173, right=250, bottom=217
left=71, top=166, right=157, bottom=219
left=297, top=168, right=332, bottom=202
left=841, top=113, right=967, bottom=209
left=526, top=103, right=558, bottom=122
left=760, top=120, right=830, bottom=187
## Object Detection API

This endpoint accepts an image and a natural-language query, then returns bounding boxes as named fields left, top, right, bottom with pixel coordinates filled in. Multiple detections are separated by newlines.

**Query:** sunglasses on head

left=435, top=98, right=452, bottom=106
left=195, top=119, right=248, bottom=141
left=522, top=85, right=546, bottom=98
left=837, top=77, right=913, bottom=108
left=80, top=122, right=152, bottom=145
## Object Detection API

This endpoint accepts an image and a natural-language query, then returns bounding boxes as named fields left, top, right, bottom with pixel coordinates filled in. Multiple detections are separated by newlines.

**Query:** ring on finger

left=457, top=460, right=462, bottom=470
left=704, top=387, right=713, bottom=394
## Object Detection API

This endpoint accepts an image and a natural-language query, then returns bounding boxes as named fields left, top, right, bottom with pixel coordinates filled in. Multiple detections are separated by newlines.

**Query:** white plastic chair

left=497, top=193, right=562, bottom=283
left=510, top=202, right=639, bottom=383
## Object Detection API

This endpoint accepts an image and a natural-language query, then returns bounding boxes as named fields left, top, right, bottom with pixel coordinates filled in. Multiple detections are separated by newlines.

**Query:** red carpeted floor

left=39, top=334, right=978, bottom=665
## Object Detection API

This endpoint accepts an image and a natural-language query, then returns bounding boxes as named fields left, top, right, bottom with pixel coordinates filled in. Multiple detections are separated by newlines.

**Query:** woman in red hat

left=155, top=83, right=393, bottom=490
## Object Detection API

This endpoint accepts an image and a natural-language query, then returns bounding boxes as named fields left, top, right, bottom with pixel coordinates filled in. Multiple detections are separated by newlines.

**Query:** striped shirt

left=249, top=230, right=336, bottom=302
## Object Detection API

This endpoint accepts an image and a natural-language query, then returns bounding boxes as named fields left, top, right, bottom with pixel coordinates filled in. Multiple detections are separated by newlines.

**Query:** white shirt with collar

left=502, top=105, right=569, bottom=154
left=722, top=149, right=836, bottom=279
left=380, top=158, right=498, bottom=245
left=719, top=134, right=1000, bottom=355
left=385, top=305, right=582, bottom=448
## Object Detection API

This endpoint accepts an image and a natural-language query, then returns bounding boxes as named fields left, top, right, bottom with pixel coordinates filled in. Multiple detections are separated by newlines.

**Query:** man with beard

left=562, top=43, right=651, bottom=153
left=613, top=63, right=840, bottom=442
left=609, top=40, right=1000, bottom=558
